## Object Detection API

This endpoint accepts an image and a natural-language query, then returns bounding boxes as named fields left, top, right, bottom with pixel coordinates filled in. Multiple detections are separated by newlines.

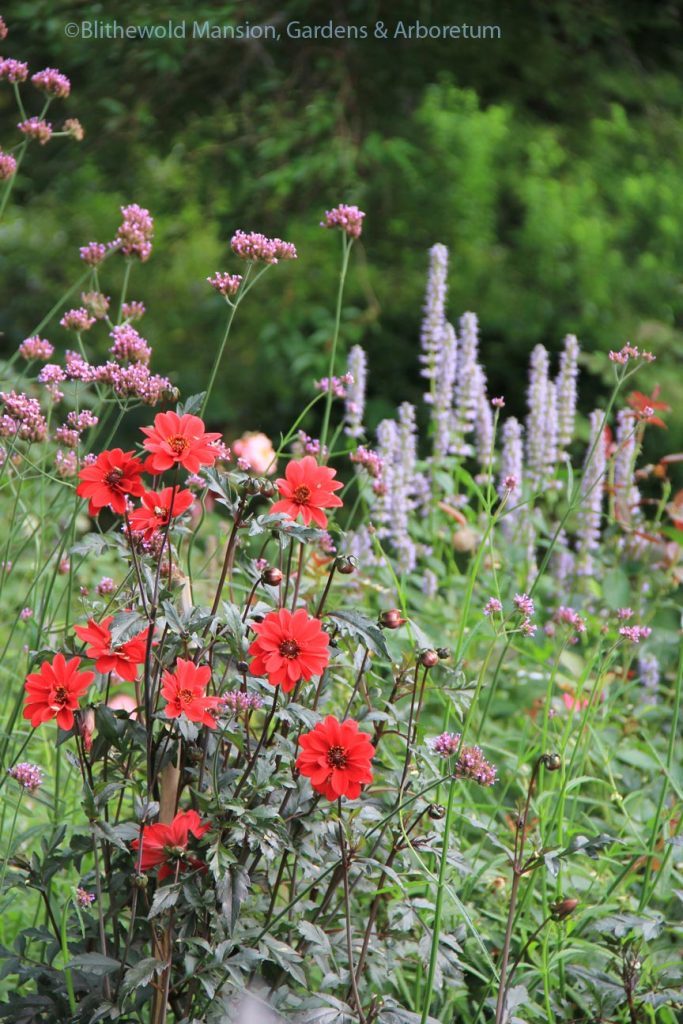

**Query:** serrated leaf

left=67, top=952, right=121, bottom=975
left=177, top=392, right=206, bottom=416
left=109, top=610, right=147, bottom=647
left=297, top=921, right=332, bottom=953
left=121, top=956, right=167, bottom=994
left=147, top=884, right=180, bottom=919
left=70, top=533, right=109, bottom=557
left=327, top=609, right=389, bottom=658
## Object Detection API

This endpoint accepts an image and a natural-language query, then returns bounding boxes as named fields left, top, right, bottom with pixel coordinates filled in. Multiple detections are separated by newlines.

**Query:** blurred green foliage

left=1, top=0, right=682, bottom=459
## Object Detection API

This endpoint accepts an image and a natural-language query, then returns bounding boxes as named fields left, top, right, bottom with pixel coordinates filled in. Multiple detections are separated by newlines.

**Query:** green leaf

left=602, top=568, right=631, bottom=610
left=121, top=956, right=167, bottom=994
left=327, top=609, right=389, bottom=659
left=147, top=884, right=180, bottom=919
left=67, top=952, right=121, bottom=975
left=109, top=610, right=147, bottom=647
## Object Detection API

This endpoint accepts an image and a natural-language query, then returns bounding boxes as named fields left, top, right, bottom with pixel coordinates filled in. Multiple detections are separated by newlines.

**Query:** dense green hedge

left=1, top=0, right=681, bottom=462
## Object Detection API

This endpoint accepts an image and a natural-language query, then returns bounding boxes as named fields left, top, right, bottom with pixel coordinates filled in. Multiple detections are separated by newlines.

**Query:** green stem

left=320, top=235, right=352, bottom=456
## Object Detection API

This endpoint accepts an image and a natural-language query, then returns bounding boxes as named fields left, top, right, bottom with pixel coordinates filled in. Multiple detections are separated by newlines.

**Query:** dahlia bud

left=261, top=567, right=283, bottom=587
left=259, top=480, right=275, bottom=499
left=236, top=661, right=249, bottom=674
left=550, top=898, right=578, bottom=920
left=133, top=873, right=148, bottom=889
left=335, top=556, right=356, bottom=575
left=427, top=803, right=446, bottom=820
left=380, top=609, right=406, bottom=629
left=244, top=478, right=261, bottom=495
left=541, top=752, right=562, bottom=772
left=420, top=649, right=439, bottom=669
left=436, top=647, right=451, bottom=660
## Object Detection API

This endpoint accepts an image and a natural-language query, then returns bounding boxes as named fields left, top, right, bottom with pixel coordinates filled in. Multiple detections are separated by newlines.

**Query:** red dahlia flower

left=270, top=455, right=343, bottom=528
left=248, top=607, right=330, bottom=692
left=74, top=616, right=148, bottom=681
left=129, top=486, right=194, bottom=542
left=161, top=658, right=220, bottom=727
left=131, top=809, right=210, bottom=880
left=76, top=448, right=145, bottom=515
left=24, top=653, right=94, bottom=730
left=627, top=388, right=670, bottom=429
left=141, top=411, right=222, bottom=474
left=296, top=715, right=374, bottom=801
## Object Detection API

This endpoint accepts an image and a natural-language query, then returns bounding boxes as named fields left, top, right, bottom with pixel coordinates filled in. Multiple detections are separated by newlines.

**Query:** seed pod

left=261, top=566, right=283, bottom=587
left=436, top=647, right=451, bottom=660
left=244, top=478, right=261, bottom=495
left=420, top=649, right=439, bottom=669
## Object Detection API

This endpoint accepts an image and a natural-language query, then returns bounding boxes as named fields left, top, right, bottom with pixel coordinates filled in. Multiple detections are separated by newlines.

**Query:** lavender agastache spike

left=420, top=244, right=449, bottom=387
left=473, top=365, right=494, bottom=469
left=614, top=408, right=640, bottom=525
left=555, top=334, right=580, bottom=451
left=638, top=652, right=660, bottom=703
left=395, top=402, right=419, bottom=569
left=552, top=528, right=575, bottom=587
left=344, top=345, right=367, bottom=438
left=498, top=416, right=523, bottom=538
left=452, top=311, right=480, bottom=455
left=431, top=321, right=458, bottom=459
left=575, top=409, right=607, bottom=576
left=525, top=344, right=553, bottom=489
left=375, top=418, right=399, bottom=537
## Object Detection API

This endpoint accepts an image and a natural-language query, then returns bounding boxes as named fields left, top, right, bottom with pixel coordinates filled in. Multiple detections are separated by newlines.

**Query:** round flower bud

left=244, top=478, right=261, bottom=495
left=261, top=566, right=283, bottom=587
left=335, top=556, right=356, bottom=575
left=236, top=661, right=249, bottom=674
left=452, top=526, right=478, bottom=552
left=550, top=898, right=578, bottom=920
left=541, top=752, right=562, bottom=772
left=379, top=609, right=406, bottom=629
left=420, top=649, right=439, bottom=669
left=259, top=480, right=275, bottom=499
left=427, top=803, right=446, bottom=820
left=133, top=873, right=148, bottom=889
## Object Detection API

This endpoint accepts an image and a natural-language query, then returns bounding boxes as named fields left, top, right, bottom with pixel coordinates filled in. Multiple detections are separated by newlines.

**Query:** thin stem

left=320, top=235, right=352, bottom=456
left=338, top=801, right=367, bottom=1023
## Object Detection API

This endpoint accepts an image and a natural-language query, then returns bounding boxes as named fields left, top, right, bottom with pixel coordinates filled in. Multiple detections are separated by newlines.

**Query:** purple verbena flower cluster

left=231, top=230, right=297, bottom=264
left=114, top=204, right=154, bottom=261
left=321, top=204, right=365, bottom=239
left=31, top=67, right=70, bottom=98
left=0, top=391, right=48, bottom=442
left=428, top=733, right=497, bottom=786
left=207, top=272, right=243, bottom=297
left=18, top=117, right=52, bottom=144
left=109, top=325, right=152, bottom=365
left=18, top=335, right=54, bottom=361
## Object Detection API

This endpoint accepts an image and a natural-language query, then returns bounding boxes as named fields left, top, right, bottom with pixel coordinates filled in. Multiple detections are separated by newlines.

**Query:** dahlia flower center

left=52, top=686, right=68, bottom=706
left=105, top=468, right=124, bottom=486
left=154, top=505, right=169, bottom=520
left=293, top=484, right=312, bottom=504
left=179, top=688, right=194, bottom=704
left=326, top=745, right=348, bottom=769
left=167, top=435, right=190, bottom=455
left=278, top=639, right=301, bottom=659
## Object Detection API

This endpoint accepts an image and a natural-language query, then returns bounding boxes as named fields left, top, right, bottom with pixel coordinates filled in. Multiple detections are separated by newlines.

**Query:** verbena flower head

left=0, top=149, right=16, bottom=179
left=248, top=607, right=330, bottom=692
left=350, top=445, right=383, bottom=479
left=82, top=291, right=110, bottom=319
left=428, top=733, right=496, bottom=786
left=20, top=607, right=33, bottom=620
left=0, top=17, right=8, bottom=40
left=321, top=204, right=365, bottom=239
left=484, top=597, right=503, bottom=616
left=109, top=324, right=152, bottom=365
left=95, top=362, right=175, bottom=405
left=79, top=242, right=107, bottom=266
left=554, top=606, right=587, bottom=633
left=619, top=624, right=652, bottom=644
left=24, top=653, right=94, bottom=730
left=231, top=229, right=297, bottom=264
left=31, top=67, right=70, bottom=98
left=232, top=432, right=276, bottom=474
left=161, top=659, right=220, bottom=728
left=0, top=57, right=28, bottom=82
left=18, top=335, right=53, bottom=361
left=271, top=455, right=343, bottom=528
left=121, top=300, right=145, bottom=321
left=96, top=577, right=115, bottom=595
left=63, top=118, right=84, bottom=141
left=115, top=204, right=154, bottom=261
left=513, top=593, right=535, bottom=617
left=76, top=448, right=145, bottom=515
left=18, top=117, right=52, bottom=144
left=219, top=691, right=264, bottom=715
left=608, top=343, right=655, bottom=365
left=207, top=271, right=242, bottom=297
left=8, top=762, right=43, bottom=791
left=60, top=307, right=95, bottom=332
left=0, top=390, right=48, bottom=441
left=74, top=616, right=149, bottom=681
left=297, top=716, right=374, bottom=800
left=131, top=809, right=210, bottom=880
left=129, top=486, right=194, bottom=542
left=76, top=888, right=96, bottom=907
left=141, top=411, right=222, bottom=474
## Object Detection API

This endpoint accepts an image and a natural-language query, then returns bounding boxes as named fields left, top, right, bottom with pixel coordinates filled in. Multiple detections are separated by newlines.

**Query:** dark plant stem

left=338, top=800, right=367, bottom=1023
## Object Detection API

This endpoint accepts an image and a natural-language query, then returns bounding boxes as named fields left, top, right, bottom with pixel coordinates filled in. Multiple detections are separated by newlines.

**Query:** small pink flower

left=31, top=67, right=70, bottom=98
left=18, top=117, right=52, bottom=144
left=491, top=396, right=505, bottom=408
left=0, top=58, right=28, bottom=83
left=0, top=149, right=16, bottom=180
left=79, top=242, right=107, bottom=266
left=60, top=308, right=96, bottom=332
left=207, top=272, right=242, bottom=297
left=18, top=335, right=54, bottom=361
left=514, top=593, right=535, bottom=617
left=8, top=762, right=43, bottom=791
left=619, top=625, right=652, bottom=644
left=321, top=204, right=365, bottom=239
left=483, top=597, right=502, bottom=616
left=76, top=887, right=96, bottom=907
left=231, top=230, right=297, bottom=264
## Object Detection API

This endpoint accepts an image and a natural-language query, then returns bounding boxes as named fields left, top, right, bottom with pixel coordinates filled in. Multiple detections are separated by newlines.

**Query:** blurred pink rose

left=108, top=693, right=138, bottom=719
left=232, top=432, right=276, bottom=475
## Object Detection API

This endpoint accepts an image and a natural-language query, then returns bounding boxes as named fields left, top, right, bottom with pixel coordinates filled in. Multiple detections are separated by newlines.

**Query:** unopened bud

left=236, top=660, right=249, bottom=674
left=436, top=647, right=451, bottom=660
left=133, top=873, right=148, bottom=889
left=427, top=803, right=446, bottom=820
left=244, top=478, right=261, bottom=495
left=259, top=480, right=275, bottom=499
left=551, top=898, right=578, bottom=920
left=541, top=752, right=562, bottom=772
left=379, top=609, right=406, bottom=629
left=335, top=556, right=356, bottom=575
left=261, top=566, right=283, bottom=587
left=420, top=649, right=439, bottom=669
left=452, top=526, right=478, bottom=553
